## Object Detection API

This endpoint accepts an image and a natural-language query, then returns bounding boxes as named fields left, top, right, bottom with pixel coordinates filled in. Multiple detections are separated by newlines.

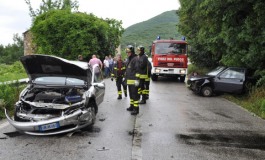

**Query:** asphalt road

left=0, top=77, right=265, bottom=160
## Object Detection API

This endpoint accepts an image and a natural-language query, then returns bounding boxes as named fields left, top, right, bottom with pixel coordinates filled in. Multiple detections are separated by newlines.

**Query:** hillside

left=120, top=10, right=181, bottom=51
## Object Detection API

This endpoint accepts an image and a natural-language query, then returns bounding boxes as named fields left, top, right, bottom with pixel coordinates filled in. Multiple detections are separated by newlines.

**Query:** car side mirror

left=94, top=83, right=105, bottom=89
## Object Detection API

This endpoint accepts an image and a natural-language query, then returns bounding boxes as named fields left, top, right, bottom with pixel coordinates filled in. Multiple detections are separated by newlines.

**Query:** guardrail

left=0, top=78, right=29, bottom=85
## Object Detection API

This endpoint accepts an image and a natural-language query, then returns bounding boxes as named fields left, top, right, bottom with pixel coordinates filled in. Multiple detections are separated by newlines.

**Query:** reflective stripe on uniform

left=140, top=74, right=148, bottom=79
left=127, top=79, right=136, bottom=85
left=138, top=88, right=142, bottom=94
left=134, top=100, right=139, bottom=107
left=130, top=99, right=134, bottom=105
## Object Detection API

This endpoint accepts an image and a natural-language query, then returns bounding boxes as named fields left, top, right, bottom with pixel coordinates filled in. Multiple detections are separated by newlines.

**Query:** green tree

left=31, top=10, right=123, bottom=60
left=178, top=0, right=265, bottom=85
left=25, top=0, right=79, bottom=19
left=0, top=34, right=24, bottom=64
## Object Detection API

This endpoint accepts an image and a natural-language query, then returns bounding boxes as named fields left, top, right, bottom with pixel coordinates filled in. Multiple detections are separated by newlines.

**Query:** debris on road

left=96, top=147, right=109, bottom=151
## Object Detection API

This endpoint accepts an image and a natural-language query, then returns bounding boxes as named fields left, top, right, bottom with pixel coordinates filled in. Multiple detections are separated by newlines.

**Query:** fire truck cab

left=150, top=39, right=188, bottom=82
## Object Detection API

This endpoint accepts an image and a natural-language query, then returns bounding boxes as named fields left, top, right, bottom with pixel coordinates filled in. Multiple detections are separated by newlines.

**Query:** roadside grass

left=223, top=86, right=265, bottom=119
left=0, top=62, right=27, bottom=82
left=0, top=83, right=26, bottom=119
left=0, top=62, right=27, bottom=119
left=187, top=64, right=209, bottom=75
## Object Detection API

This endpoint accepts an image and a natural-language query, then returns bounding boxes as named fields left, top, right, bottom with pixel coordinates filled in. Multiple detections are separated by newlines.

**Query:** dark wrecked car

left=5, top=54, right=105, bottom=135
left=187, top=66, right=250, bottom=97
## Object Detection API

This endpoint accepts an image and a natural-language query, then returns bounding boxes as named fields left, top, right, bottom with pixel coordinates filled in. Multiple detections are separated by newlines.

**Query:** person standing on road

left=137, top=45, right=149, bottom=104
left=103, top=56, right=110, bottom=78
left=125, top=45, right=140, bottom=115
left=108, top=54, right=114, bottom=75
left=111, top=54, right=127, bottom=99
left=88, top=54, right=103, bottom=69
left=145, top=55, right=152, bottom=100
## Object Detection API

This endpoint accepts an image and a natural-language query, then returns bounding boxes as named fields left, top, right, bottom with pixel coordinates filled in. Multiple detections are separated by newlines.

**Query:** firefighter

left=137, top=45, right=149, bottom=104
left=145, top=56, right=152, bottom=99
left=111, top=54, right=127, bottom=99
left=125, top=45, right=140, bottom=115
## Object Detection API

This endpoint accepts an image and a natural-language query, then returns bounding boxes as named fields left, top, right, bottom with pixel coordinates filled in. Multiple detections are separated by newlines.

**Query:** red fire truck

left=150, top=39, right=188, bottom=82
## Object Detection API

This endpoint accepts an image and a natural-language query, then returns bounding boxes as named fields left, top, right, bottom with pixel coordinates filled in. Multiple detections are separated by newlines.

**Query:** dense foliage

left=31, top=10, right=123, bottom=60
left=25, top=0, right=79, bottom=18
left=0, top=83, right=25, bottom=119
left=121, top=10, right=181, bottom=52
left=0, top=34, right=24, bottom=64
left=178, top=0, right=265, bottom=85
left=0, top=62, right=27, bottom=82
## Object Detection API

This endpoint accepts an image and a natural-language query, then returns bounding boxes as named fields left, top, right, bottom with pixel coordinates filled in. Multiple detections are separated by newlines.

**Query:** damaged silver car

left=5, top=54, right=105, bottom=135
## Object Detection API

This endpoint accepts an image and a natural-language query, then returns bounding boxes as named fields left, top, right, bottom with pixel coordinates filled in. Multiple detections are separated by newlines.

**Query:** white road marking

left=131, top=115, right=142, bottom=160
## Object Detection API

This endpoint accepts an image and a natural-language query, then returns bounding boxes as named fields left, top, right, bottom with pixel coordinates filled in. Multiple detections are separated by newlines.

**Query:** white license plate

left=168, top=69, right=174, bottom=73
left=39, top=122, right=60, bottom=131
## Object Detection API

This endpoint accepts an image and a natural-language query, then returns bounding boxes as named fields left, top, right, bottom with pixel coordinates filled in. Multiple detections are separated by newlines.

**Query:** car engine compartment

left=22, top=87, right=85, bottom=104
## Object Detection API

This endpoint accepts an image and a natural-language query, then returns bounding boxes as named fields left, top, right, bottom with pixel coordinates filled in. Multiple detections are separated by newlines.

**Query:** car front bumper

left=5, top=108, right=93, bottom=136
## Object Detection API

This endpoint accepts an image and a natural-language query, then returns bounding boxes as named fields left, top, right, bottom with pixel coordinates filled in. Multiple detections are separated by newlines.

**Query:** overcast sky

left=0, top=0, right=180, bottom=46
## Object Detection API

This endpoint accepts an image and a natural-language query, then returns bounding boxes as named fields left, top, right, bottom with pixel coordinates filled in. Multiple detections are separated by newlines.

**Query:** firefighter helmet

left=137, top=45, right=145, bottom=53
left=126, top=45, right=135, bottom=54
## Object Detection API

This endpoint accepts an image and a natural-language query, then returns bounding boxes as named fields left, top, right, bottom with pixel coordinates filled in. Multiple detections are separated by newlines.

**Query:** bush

left=0, top=61, right=27, bottom=82
left=0, top=83, right=25, bottom=119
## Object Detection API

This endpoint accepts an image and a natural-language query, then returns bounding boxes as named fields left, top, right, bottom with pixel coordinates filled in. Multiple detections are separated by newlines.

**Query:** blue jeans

left=104, top=67, right=109, bottom=78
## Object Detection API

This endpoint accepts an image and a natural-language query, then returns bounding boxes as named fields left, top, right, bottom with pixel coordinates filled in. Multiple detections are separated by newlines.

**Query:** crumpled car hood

left=20, top=54, right=90, bottom=82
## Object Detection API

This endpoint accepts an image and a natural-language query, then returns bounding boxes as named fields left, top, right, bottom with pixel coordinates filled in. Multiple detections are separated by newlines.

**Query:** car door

left=92, top=64, right=105, bottom=105
left=214, top=68, right=245, bottom=94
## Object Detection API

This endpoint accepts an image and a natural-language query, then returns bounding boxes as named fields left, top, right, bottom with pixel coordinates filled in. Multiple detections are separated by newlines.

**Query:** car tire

left=151, top=74, right=158, bottom=81
left=201, top=86, right=213, bottom=97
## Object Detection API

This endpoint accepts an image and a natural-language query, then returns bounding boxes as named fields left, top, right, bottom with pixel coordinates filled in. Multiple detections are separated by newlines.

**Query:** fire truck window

left=155, top=43, right=186, bottom=54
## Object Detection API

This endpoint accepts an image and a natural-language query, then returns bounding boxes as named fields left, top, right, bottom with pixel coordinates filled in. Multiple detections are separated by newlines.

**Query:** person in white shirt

left=103, top=56, right=110, bottom=78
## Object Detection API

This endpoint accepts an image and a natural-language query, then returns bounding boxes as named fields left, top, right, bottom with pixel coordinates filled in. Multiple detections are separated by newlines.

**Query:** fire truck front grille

left=158, top=62, right=184, bottom=68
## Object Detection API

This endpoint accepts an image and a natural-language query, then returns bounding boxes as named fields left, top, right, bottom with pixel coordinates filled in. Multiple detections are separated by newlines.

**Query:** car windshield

left=33, top=77, right=85, bottom=86
left=155, top=42, right=186, bottom=54
left=207, top=66, right=226, bottom=76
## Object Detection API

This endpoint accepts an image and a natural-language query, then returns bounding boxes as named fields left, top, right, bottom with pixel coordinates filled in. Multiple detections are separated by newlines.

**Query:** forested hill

left=120, top=10, right=181, bottom=49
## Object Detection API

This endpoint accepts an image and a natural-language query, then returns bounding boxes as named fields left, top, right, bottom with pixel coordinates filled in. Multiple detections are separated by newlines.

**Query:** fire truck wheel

left=201, top=86, right=213, bottom=97
left=151, top=74, right=158, bottom=81
left=179, top=76, right=185, bottom=82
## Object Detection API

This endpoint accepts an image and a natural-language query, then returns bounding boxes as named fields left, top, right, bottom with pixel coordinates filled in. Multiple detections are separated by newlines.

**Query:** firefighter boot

left=124, top=92, right=127, bottom=97
left=131, top=107, right=139, bottom=115
left=126, top=105, right=134, bottom=111
left=139, top=95, right=146, bottom=104
left=117, top=95, right=122, bottom=99
left=146, top=94, right=149, bottom=100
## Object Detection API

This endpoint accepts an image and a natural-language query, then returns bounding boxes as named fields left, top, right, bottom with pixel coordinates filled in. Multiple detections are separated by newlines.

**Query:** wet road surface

left=0, top=77, right=265, bottom=160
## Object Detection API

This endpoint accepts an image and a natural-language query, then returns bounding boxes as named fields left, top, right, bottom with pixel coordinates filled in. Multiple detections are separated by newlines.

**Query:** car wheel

left=151, top=74, right=158, bottom=81
left=201, top=86, right=213, bottom=97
